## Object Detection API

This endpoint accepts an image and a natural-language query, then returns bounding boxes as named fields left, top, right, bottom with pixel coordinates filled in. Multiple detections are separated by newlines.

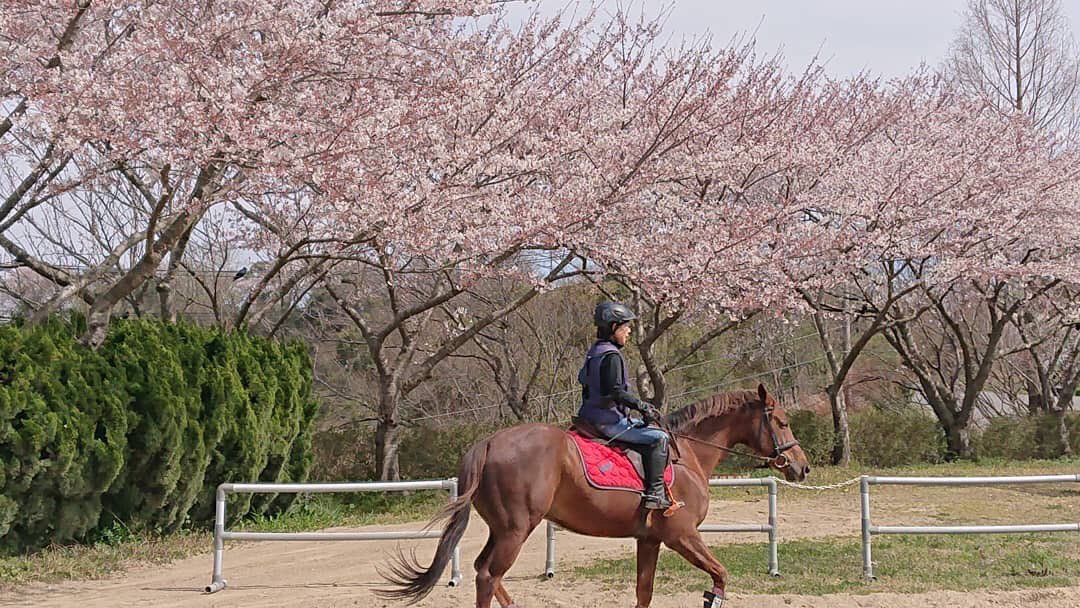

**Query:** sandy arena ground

left=4, top=497, right=1078, bottom=608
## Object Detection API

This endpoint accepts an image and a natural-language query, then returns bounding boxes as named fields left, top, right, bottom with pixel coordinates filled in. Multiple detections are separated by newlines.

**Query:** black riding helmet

left=594, top=301, right=637, bottom=339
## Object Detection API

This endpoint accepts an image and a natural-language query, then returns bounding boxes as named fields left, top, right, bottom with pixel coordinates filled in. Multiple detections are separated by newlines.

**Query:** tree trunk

left=943, top=422, right=972, bottom=460
left=1055, top=408, right=1072, bottom=457
left=374, top=380, right=402, bottom=480
left=828, top=386, right=852, bottom=466
left=505, top=395, right=526, bottom=421
left=374, top=417, right=402, bottom=481
left=82, top=209, right=204, bottom=348
left=158, top=223, right=195, bottom=322
left=1026, top=379, right=1045, bottom=415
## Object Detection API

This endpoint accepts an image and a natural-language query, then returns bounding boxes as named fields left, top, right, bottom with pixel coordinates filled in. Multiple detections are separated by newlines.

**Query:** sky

left=505, top=0, right=1080, bottom=78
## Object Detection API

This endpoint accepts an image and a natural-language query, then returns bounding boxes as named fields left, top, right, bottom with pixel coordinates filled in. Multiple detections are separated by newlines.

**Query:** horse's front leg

left=634, top=538, right=661, bottom=608
left=666, top=532, right=729, bottom=607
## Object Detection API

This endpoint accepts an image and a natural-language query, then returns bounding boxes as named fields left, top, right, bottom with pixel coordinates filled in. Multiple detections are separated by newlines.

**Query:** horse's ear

left=757, top=383, right=768, bottom=404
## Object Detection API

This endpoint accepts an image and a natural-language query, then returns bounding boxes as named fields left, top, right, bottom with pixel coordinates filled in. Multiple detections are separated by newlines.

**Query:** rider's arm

left=598, top=353, right=647, bottom=411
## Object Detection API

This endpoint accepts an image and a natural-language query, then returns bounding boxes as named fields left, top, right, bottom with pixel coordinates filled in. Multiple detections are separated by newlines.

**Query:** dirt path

left=3, top=496, right=1078, bottom=608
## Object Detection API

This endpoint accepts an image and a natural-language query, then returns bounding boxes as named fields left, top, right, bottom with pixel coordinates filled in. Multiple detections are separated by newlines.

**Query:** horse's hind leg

left=474, top=535, right=538, bottom=608
left=473, top=535, right=498, bottom=607
left=494, top=582, right=516, bottom=607
left=479, top=529, right=537, bottom=608
left=474, top=530, right=531, bottom=608
left=665, top=532, right=729, bottom=605
left=472, top=425, right=560, bottom=607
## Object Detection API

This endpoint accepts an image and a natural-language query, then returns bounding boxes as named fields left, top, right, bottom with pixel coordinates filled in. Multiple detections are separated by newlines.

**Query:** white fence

left=544, top=477, right=780, bottom=578
left=205, top=479, right=461, bottom=593
left=860, top=474, right=1080, bottom=579
left=203, top=472, right=1080, bottom=593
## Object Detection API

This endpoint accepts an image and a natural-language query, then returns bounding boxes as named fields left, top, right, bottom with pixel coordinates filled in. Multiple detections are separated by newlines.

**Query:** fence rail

left=860, top=474, right=1080, bottom=580
left=203, top=471, right=1080, bottom=593
left=206, top=479, right=461, bottom=593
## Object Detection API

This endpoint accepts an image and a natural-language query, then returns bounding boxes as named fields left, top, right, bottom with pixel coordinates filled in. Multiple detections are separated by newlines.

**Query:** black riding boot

left=642, top=434, right=672, bottom=510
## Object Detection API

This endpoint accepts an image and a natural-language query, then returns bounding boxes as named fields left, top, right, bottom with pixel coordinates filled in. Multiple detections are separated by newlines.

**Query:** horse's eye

left=777, top=421, right=789, bottom=429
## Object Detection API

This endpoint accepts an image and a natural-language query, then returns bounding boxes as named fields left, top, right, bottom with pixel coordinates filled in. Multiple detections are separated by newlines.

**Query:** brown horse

left=379, top=384, right=810, bottom=608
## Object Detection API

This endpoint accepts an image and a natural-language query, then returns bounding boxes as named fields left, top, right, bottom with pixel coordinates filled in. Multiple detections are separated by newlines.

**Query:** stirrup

left=642, top=493, right=672, bottom=510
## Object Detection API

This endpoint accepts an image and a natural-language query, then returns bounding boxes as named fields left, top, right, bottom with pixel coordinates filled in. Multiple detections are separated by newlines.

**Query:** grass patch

left=574, top=534, right=1080, bottom=595
left=0, top=529, right=210, bottom=591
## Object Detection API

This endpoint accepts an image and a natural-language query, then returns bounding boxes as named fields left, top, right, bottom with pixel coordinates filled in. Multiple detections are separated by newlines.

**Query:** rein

left=671, top=432, right=772, bottom=462
left=665, top=405, right=800, bottom=469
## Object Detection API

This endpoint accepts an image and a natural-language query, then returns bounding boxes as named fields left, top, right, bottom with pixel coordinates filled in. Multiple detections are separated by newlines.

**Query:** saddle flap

left=567, top=430, right=673, bottom=492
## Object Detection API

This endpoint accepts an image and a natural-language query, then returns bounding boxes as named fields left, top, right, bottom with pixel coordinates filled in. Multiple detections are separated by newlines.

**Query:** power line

left=664, top=355, right=830, bottom=403
left=664, top=327, right=834, bottom=375
left=410, top=403, right=502, bottom=422
left=385, top=326, right=844, bottom=425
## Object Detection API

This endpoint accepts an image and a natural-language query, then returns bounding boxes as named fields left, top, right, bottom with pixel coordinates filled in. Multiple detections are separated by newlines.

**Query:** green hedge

left=788, top=409, right=835, bottom=465
left=849, top=407, right=947, bottom=467
left=789, top=407, right=1080, bottom=467
left=785, top=407, right=947, bottom=468
left=316, top=409, right=955, bottom=481
left=973, top=413, right=1080, bottom=460
left=0, top=317, right=318, bottom=554
left=0, top=318, right=127, bottom=554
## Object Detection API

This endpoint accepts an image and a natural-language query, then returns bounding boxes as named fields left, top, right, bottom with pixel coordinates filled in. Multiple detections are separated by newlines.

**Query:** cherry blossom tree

left=0, top=0, right=505, bottom=345
left=799, top=77, right=1080, bottom=459
left=227, top=7, right=729, bottom=479
left=571, top=44, right=870, bottom=409
left=785, top=74, right=955, bottom=465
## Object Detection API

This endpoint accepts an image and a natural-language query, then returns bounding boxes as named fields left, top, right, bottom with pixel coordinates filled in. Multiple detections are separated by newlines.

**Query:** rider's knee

left=654, top=432, right=669, bottom=450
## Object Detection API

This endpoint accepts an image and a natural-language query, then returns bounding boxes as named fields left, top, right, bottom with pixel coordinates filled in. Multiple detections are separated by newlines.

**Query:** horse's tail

left=376, top=439, right=489, bottom=603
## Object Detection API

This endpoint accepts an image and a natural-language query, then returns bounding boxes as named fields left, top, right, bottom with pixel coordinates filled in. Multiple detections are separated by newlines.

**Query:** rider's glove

left=642, top=404, right=662, bottom=423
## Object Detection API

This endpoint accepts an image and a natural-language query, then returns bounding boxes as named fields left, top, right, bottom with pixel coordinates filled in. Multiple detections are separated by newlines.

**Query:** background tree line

left=0, top=0, right=1077, bottom=490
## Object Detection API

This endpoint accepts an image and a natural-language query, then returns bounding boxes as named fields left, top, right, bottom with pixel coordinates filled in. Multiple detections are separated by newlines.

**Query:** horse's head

left=745, top=384, right=810, bottom=482
left=665, top=384, right=812, bottom=481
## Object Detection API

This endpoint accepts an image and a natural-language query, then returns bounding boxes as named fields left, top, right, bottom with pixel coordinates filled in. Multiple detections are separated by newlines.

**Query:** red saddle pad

left=568, top=431, right=674, bottom=492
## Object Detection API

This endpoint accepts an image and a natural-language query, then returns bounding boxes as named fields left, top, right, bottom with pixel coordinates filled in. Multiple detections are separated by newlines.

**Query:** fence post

left=206, top=484, right=229, bottom=593
left=545, top=521, right=556, bottom=579
left=860, top=476, right=874, bottom=581
left=448, top=478, right=462, bottom=587
left=767, top=478, right=779, bottom=576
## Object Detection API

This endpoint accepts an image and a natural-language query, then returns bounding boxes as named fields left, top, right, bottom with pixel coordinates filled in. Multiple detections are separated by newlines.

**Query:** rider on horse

left=577, top=301, right=672, bottom=510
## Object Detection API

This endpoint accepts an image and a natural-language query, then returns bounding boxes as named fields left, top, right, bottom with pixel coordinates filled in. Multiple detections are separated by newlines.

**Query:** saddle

left=567, top=416, right=674, bottom=493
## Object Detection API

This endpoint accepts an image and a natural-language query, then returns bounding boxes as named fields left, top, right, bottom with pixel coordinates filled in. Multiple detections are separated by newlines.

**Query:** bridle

left=760, top=404, right=800, bottom=469
left=670, top=402, right=800, bottom=470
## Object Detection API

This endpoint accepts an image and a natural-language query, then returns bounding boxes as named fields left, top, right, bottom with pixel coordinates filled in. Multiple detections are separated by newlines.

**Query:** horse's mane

left=662, top=390, right=757, bottom=433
